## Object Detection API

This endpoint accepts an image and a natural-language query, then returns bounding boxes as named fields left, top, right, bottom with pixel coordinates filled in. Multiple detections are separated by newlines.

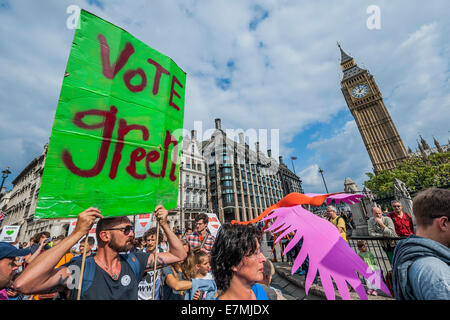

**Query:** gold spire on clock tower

left=338, top=43, right=409, bottom=172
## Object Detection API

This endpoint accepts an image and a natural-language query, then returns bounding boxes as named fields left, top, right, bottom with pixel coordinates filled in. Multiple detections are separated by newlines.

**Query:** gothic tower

left=338, top=43, right=408, bottom=172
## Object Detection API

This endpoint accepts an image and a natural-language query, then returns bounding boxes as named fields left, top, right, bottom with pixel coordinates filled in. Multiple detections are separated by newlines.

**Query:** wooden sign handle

left=77, top=233, right=90, bottom=300
left=152, top=223, right=160, bottom=300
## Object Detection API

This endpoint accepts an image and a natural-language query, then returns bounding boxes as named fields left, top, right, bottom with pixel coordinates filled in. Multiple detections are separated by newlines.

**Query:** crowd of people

left=0, top=209, right=282, bottom=301
left=0, top=188, right=448, bottom=300
left=322, top=189, right=449, bottom=299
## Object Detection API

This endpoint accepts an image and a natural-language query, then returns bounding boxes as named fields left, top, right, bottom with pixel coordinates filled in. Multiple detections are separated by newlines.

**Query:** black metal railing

left=184, top=182, right=207, bottom=189
left=347, top=236, right=407, bottom=277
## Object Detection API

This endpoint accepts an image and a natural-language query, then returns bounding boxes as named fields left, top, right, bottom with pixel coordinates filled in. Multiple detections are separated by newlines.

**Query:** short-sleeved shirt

left=358, top=251, right=380, bottom=272
left=138, top=269, right=161, bottom=300
left=185, top=231, right=215, bottom=254
left=56, top=252, right=74, bottom=268
left=388, top=212, right=414, bottom=237
left=252, top=283, right=269, bottom=300
left=328, top=216, right=347, bottom=241
left=66, top=251, right=149, bottom=300
left=161, top=266, right=184, bottom=300
left=216, top=284, right=269, bottom=300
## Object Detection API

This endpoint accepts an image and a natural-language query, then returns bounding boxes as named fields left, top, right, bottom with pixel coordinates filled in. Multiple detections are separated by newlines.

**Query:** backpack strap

left=330, top=216, right=344, bottom=227
left=78, top=253, right=140, bottom=298
left=170, top=265, right=185, bottom=298
left=80, top=256, right=96, bottom=298
left=199, top=232, right=209, bottom=249
left=71, top=252, right=96, bottom=262
left=120, top=253, right=141, bottom=281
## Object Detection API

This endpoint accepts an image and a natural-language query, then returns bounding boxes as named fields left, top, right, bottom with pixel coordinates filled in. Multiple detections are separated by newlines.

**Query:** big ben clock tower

left=338, top=43, right=408, bottom=172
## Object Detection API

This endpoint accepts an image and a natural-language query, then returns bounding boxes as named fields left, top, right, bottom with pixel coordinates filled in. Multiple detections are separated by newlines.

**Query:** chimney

left=255, top=142, right=260, bottom=153
left=215, top=118, right=221, bottom=130
left=279, top=156, right=284, bottom=164
left=267, top=149, right=272, bottom=158
left=191, top=130, right=197, bottom=141
left=239, top=132, right=244, bottom=144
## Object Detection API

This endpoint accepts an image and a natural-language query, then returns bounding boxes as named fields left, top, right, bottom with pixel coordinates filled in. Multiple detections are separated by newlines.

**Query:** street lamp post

left=290, top=157, right=297, bottom=175
left=0, top=166, right=11, bottom=191
left=318, top=167, right=329, bottom=193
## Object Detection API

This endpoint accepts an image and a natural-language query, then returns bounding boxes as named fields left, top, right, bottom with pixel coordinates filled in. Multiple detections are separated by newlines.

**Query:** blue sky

left=0, top=0, right=449, bottom=194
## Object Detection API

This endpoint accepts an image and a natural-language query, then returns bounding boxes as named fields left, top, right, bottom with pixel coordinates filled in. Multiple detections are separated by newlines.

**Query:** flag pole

left=151, top=221, right=160, bottom=300
left=76, top=233, right=89, bottom=300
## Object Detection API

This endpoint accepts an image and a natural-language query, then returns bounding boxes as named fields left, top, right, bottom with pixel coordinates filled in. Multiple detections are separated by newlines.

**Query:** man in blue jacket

left=392, top=188, right=449, bottom=300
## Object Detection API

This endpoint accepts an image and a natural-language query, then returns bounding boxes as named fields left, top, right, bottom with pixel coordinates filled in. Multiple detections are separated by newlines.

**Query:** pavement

left=262, top=239, right=394, bottom=301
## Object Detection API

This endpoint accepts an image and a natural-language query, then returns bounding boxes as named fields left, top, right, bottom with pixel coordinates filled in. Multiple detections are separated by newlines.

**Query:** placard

left=35, top=10, right=186, bottom=219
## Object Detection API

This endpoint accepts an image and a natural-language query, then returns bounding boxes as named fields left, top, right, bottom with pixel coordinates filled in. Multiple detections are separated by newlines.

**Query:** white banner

left=134, top=213, right=153, bottom=238
left=68, top=219, right=98, bottom=251
left=205, top=213, right=221, bottom=237
left=0, top=225, right=21, bottom=243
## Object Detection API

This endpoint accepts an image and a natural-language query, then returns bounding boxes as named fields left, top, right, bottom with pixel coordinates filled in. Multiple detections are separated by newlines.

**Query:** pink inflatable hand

left=263, top=205, right=391, bottom=300
left=304, top=193, right=366, bottom=205
left=325, top=193, right=366, bottom=205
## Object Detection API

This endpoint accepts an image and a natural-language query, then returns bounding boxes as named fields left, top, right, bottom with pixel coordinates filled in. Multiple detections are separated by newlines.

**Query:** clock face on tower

left=351, top=84, right=369, bottom=98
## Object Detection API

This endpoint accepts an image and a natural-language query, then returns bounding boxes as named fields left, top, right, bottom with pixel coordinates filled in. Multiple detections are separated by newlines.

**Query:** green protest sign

left=35, top=10, right=186, bottom=219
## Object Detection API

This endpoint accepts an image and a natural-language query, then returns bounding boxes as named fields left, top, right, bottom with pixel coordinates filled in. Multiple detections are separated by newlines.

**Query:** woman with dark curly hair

left=210, top=223, right=268, bottom=300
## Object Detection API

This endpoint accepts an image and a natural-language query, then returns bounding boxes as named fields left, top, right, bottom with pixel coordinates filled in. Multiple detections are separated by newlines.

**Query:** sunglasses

left=104, top=225, right=135, bottom=235
left=392, top=205, right=401, bottom=208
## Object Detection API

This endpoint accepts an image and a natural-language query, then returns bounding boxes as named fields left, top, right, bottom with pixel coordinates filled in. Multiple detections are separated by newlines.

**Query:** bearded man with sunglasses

left=13, top=205, right=187, bottom=300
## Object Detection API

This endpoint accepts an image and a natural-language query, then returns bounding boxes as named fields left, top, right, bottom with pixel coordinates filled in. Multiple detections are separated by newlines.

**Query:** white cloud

left=299, top=164, right=322, bottom=189
left=302, top=121, right=372, bottom=192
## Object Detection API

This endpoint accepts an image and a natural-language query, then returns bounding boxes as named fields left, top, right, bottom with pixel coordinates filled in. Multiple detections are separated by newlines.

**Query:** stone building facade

left=409, top=135, right=449, bottom=158
left=202, top=119, right=297, bottom=224
left=177, top=130, right=208, bottom=230
left=278, top=156, right=303, bottom=195
left=0, top=145, right=72, bottom=242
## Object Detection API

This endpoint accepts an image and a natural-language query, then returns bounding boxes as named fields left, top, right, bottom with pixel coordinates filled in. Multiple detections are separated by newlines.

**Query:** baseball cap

left=0, top=242, right=32, bottom=260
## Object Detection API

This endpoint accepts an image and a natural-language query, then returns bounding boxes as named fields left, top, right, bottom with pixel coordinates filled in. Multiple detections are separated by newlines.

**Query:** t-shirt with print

left=138, top=269, right=161, bottom=300
left=161, top=266, right=184, bottom=300
left=138, top=248, right=161, bottom=300
left=66, top=251, right=149, bottom=300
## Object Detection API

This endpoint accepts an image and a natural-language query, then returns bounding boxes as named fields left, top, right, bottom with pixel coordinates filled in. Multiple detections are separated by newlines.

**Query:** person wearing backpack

left=326, top=206, right=347, bottom=241
left=392, top=188, right=450, bottom=300
left=12, top=205, right=187, bottom=300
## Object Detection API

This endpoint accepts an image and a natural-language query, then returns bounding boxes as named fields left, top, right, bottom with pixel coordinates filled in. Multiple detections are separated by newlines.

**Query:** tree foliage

left=364, top=151, right=450, bottom=193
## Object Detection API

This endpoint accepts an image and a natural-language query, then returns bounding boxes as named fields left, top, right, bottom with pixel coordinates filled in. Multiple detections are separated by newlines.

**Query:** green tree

left=364, top=151, right=449, bottom=193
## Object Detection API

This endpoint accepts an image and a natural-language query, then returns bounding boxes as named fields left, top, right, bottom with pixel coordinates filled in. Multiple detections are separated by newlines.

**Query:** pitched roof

left=342, top=65, right=365, bottom=81
left=338, top=42, right=353, bottom=64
